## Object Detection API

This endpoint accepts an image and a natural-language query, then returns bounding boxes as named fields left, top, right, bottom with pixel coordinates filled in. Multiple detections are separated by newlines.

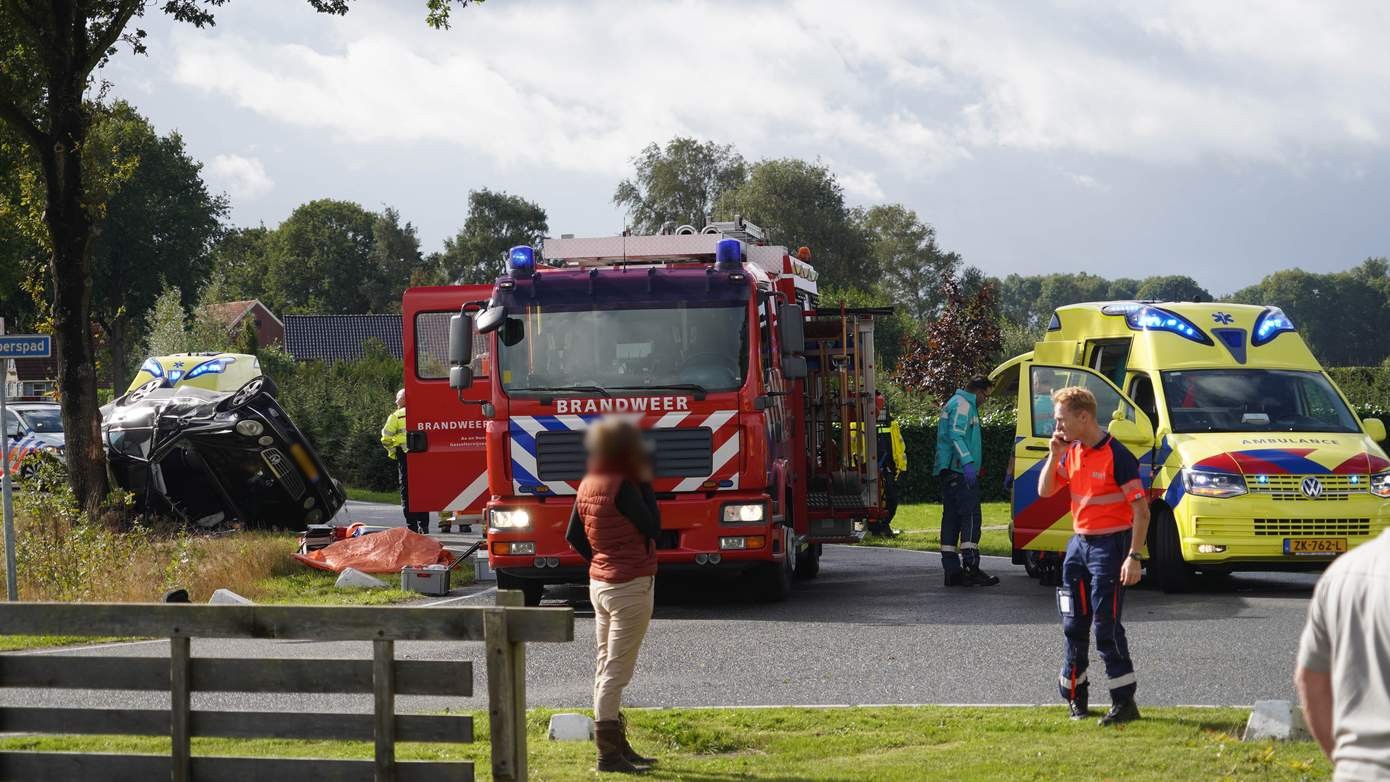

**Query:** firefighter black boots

left=1099, top=699, right=1141, bottom=726
left=596, top=720, right=648, bottom=773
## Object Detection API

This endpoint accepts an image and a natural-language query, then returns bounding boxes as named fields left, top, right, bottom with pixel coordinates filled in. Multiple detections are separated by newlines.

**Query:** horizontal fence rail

left=0, top=597, right=574, bottom=782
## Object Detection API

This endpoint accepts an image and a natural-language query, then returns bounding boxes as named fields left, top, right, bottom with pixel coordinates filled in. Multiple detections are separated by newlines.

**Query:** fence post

left=170, top=636, right=191, bottom=782
left=495, top=590, right=528, bottom=780
left=485, top=597, right=528, bottom=782
left=373, top=639, right=397, bottom=782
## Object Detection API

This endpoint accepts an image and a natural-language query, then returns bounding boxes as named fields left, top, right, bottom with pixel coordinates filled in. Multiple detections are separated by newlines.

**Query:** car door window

left=1030, top=365, right=1137, bottom=435
left=1129, top=374, right=1158, bottom=425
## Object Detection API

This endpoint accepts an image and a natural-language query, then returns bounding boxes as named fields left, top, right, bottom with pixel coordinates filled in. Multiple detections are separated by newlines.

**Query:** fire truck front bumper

left=485, top=492, right=784, bottom=583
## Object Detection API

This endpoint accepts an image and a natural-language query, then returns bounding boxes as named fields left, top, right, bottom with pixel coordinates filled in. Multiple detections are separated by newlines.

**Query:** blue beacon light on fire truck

left=714, top=238, right=743, bottom=271
left=508, top=245, right=536, bottom=278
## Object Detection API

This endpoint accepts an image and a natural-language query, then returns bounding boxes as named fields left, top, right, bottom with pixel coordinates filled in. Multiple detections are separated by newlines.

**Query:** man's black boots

left=1068, top=694, right=1090, bottom=720
left=1098, top=699, right=1141, bottom=726
left=964, top=565, right=1001, bottom=586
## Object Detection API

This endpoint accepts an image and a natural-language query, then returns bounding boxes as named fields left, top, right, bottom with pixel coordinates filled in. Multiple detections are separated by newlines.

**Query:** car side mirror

left=1106, top=416, right=1153, bottom=449
left=1363, top=417, right=1386, bottom=443
left=781, top=355, right=808, bottom=380
left=777, top=303, right=805, bottom=355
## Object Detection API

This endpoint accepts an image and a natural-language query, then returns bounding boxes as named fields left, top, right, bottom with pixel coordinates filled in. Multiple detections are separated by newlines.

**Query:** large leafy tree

left=1230, top=259, right=1390, bottom=366
left=613, top=138, right=747, bottom=233
left=859, top=203, right=963, bottom=322
left=716, top=158, right=874, bottom=291
left=90, top=101, right=227, bottom=392
left=1133, top=275, right=1211, bottom=302
left=0, top=0, right=477, bottom=517
left=433, top=189, right=548, bottom=285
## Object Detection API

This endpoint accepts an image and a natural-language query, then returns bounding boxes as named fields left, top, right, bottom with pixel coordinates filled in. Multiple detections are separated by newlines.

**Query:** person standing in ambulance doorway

left=935, top=376, right=999, bottom=587
left=380, top=389, right=430, bottom=534
left=1038, top=386, right=1150, bottom=726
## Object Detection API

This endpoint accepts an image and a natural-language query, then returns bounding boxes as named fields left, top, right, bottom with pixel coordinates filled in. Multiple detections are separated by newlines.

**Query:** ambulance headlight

left=721, top=503, right=766, bottom=524
left=1371, top=472, right=1390, bottom=499
left=1182, top=469, right=1247, bottom=499
left=490, top=509, right=531, bottom=529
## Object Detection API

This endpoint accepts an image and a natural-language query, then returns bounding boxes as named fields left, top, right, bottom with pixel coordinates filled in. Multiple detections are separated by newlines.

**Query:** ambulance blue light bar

left=184, top=356, right=234, bottom=381
left=508, top=245, right=536, bottom=277
left=1124, top=306, right=1213, bottom=345
left=1251, top=306, right=1295, bottom=347
left=714, top=238, right=743, bottom=271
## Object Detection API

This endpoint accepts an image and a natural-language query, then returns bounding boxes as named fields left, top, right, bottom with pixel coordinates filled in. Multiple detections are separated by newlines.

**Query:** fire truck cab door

left=403, top=286, right=493, bottom=517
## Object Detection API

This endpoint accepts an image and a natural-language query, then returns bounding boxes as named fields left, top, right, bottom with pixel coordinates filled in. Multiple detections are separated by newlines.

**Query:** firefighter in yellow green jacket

left=381, top=389, right=429, bottom=534
left=872, top=390, right=908, bottom=537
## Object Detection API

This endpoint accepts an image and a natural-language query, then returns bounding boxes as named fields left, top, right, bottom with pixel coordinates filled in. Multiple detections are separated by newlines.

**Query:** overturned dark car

left=100, top=353, right=344, bottom=530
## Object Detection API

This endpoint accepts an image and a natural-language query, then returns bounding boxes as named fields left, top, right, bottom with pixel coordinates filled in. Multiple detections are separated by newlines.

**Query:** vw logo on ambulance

left=1300, top=476, right=1323, bottom=499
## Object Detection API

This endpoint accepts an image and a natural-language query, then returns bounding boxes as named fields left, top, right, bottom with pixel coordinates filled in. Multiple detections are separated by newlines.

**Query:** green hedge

left=260, top=342, right=403, bottom=493
left=1328, top=366, right=1390, bottom=419
left=896, top=408, right=1017, bottom=504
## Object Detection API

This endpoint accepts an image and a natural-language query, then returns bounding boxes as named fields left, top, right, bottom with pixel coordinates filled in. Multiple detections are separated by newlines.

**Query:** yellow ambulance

left=124, top=353, right=267, bottom=395
left=991, top=301, right=1390, bottom=591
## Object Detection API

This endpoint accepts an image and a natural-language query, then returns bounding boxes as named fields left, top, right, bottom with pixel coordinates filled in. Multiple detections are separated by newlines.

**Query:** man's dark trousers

left=939, top=469, right=982, bottom=576
left=397, top=453, right=430, bottom=534
left=1058, top=530, right=1136, bottom=703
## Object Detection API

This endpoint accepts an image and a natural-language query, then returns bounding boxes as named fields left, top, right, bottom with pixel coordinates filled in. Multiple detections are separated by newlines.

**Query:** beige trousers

left=590, top=575, right=654, bottom=722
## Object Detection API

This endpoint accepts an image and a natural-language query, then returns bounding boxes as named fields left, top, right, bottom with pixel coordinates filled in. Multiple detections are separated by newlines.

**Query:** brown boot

left=595, top=720, right=648, bottom=774
left=618, top=712, right=657, bottom=765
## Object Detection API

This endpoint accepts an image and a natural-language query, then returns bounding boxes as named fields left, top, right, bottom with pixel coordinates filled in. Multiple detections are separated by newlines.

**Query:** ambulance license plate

left=1284, top=538, right=1346, bottom=555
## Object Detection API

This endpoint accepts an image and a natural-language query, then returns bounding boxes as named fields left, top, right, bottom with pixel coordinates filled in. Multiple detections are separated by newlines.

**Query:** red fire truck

left=403, top=220, right=888, bottom=605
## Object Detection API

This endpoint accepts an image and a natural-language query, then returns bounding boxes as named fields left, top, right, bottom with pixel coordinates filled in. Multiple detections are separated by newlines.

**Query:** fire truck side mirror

left=777, top=303, right=805, bottom=354
left=781, top=355, right=808, bottom=380
left=448, top=308, right=475, bottom=391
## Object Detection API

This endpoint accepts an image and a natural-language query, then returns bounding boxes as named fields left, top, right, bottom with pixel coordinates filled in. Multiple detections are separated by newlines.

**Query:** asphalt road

left=2, top=518, right=1318, bottom=714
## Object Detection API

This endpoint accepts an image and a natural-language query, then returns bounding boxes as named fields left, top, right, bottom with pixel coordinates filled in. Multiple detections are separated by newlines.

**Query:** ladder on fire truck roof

left=540, top=217, right=792, bottom=275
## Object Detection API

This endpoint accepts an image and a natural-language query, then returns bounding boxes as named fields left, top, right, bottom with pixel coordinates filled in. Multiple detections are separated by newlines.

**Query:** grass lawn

left=0, top=705, right=1330, bottom=781
left=857, top=501, right=1015, bottom=558
left=345, top=484, right=401, bottom=504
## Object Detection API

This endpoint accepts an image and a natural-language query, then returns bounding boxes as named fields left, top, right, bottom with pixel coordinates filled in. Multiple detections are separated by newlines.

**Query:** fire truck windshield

left=498, top=302, right=749, bottom=396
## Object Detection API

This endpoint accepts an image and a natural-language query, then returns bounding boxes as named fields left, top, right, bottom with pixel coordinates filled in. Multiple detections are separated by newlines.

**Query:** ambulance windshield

left=1161, top=369, right=1360, bottom=434
left=497, top=302, right=749, bottom=395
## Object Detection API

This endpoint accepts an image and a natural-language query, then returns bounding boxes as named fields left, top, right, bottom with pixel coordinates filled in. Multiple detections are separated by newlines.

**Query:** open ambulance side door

left=1010, top=363, right=1154, bottom=555
left=403, top=286, right=494, bottom=518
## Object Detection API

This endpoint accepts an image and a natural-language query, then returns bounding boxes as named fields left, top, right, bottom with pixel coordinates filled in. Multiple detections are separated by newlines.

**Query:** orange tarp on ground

left=293, top=527, right=456, bottom=573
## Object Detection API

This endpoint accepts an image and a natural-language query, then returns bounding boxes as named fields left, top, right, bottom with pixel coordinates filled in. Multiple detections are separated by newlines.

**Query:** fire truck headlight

left=720, top=535, right=766, bottom=551
left=1182, top=469, right=1247, bottom=499
left=721, top=503, right=766, bottom=524
left=1371, top=472, right=1390, bottom=499
left=490, top=509, right=532, bottom=529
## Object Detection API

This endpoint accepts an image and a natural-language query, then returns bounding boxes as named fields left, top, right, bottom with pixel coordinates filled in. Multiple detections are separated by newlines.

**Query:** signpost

left=1, top=329, right=51, bottom=601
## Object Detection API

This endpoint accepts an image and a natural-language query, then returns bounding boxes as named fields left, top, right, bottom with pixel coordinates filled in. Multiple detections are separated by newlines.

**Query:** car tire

left=120, top=378, right=166, bottom=406
left=219, top=376, right=271, bottom=412
left=497, top=571, right=544, bottom=607
left=794, top=542, right=821, bottom=579
left=1147, top=505, right=1193, bottom=593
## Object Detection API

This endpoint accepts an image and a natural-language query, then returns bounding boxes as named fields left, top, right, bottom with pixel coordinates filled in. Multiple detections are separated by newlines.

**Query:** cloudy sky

left=107, top=0, right=1390, bottom=295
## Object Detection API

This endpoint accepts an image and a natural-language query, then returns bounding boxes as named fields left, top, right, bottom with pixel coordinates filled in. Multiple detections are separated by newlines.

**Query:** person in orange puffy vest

left=564, top=417, right=660, bottom=774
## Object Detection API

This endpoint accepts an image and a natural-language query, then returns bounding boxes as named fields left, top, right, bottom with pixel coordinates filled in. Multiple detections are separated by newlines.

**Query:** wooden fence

left=0, top=593, right=572, bottom=782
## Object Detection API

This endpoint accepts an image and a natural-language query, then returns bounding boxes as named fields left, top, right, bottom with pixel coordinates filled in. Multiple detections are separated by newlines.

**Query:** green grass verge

left=0, top=706, right=1329, bottom=781
left=344, top=485, right=401, bottom=504
left=857, top=501, right=1015, bottom=558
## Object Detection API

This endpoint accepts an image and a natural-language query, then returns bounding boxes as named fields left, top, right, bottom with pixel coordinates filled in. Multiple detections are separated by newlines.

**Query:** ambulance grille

left=1246, top=474, right=1366, bottom=501
left=1252, top=518, right=1371, bottom=537
left=534, top=428, right=713, bottom=481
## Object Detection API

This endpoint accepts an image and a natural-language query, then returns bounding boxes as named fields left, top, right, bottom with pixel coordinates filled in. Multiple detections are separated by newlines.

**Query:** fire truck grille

left=534, top=428, right=714, bottom=481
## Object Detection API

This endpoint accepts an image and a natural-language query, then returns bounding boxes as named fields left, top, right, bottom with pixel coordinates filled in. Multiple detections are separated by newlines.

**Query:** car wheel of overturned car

left=1147, top=504, right=1194, bottom=594
left=497, top=571, right=545, bottom=607
left=120, top=378, right=166, bottom=406
left=219, top=375, right=277, bottom=412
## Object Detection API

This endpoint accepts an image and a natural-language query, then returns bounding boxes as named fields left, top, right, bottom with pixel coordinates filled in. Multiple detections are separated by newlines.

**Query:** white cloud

left=1069, top=173, right=1107, bottom=192
left=167, top=0, right=1390, bottom=181
left=207, top=153, right=274, bottom=199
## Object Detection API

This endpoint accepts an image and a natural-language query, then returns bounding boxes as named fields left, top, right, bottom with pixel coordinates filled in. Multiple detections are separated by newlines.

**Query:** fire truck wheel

left=497, top=572, right=545, bottom=606
left=1147, top=505, right=1193, bottom=594
left=759, top=530, right=795, bottom=601
left=794, top=542, right=821, bottom=579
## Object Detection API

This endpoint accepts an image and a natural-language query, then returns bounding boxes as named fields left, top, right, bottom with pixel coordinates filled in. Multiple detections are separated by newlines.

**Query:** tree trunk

left=107, top=317, right=131, bottom=399
left=43, top=80, right=108, bottom=520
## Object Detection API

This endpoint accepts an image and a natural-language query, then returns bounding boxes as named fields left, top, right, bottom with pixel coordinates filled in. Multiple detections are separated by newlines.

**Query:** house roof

left=13, top=355, right=58, bottom=382
left=202, top=299, right=284, bottom=331
left=284, top=314, right=403, bottom=361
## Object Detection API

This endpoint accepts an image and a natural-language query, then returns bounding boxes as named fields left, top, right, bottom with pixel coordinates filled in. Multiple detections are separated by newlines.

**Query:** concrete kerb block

left=208, top=588, right=253, bottom=605
left=335, top=568, right=388, bottom=589
left=1243, top=700, right=1311, bottom=742
left=548, top=713, right=595, bottom=742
